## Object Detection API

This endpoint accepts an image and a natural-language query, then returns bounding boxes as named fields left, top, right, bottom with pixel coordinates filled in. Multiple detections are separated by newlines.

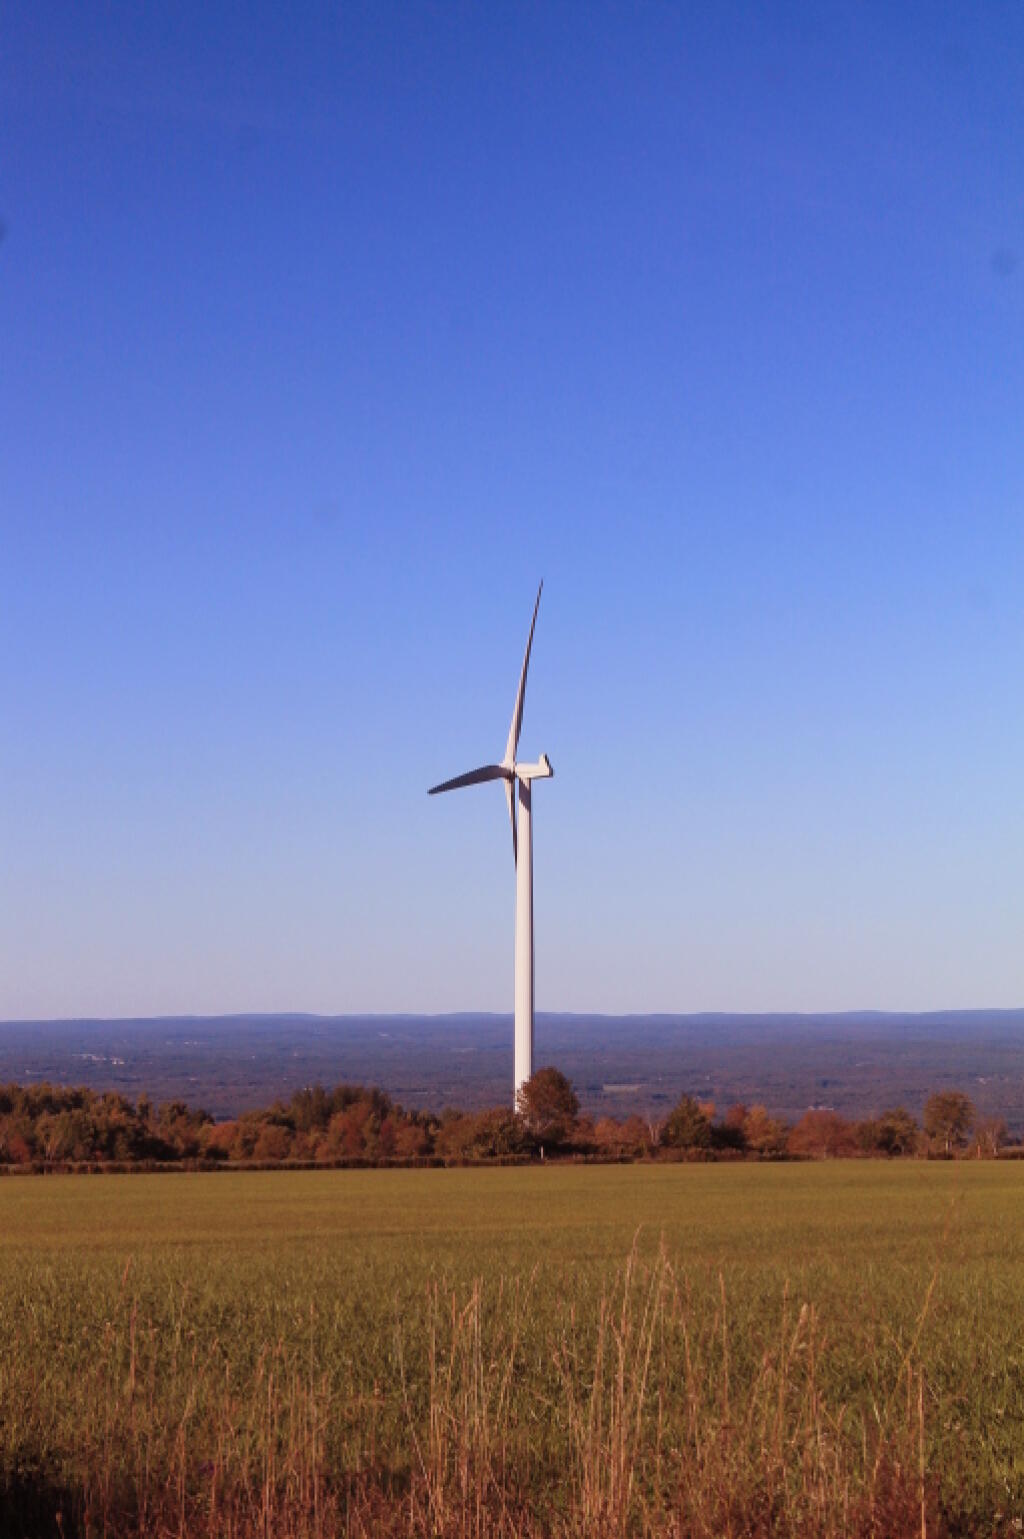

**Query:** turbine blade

left=504, top=580, right=543, bottom=768
left=428, top=763, right=507, bottom=795
left=504, top=777, right=517, bottom=863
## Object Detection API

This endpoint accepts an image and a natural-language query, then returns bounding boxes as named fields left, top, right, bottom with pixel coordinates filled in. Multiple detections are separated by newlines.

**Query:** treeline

left=0, top=1072, right=1012, bottom=1169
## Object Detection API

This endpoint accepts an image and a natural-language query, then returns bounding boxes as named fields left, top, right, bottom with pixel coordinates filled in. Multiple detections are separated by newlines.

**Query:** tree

left=468, top=1109, right=533, bottom=1158
left=39, top=1108, right=96, bottom=1162
left=435, top=1111, right=479, bottom=1159
left=290, top=1084, right=330, bottom=1134
left=874, top=1106, right=919, bottom=1157
left=593, top=1115, right=651, bottom=1156
left=787, top=1110, right=857, bottom=1159
left=972, top=1117, right=1007, bottom=1159
left=713, top=1103, right=749, bottom=1152
left=393, top=1119, right=432, bottom=1159
left=742, top=1105, right=789, bottom=1158
left=923, top=1091, right=974, bottom=1156
left=858, top=1108, right=929, bottom=1159
left=0, top=1114, right=35, bottom=1164
left=660, top=1095, right=712, bottom=1152
left=516, top=1067, right=580, bottom=1146
left=253, top=1123, right=292, bottom=1162
left=157, top=1099, right=212, bottom=1158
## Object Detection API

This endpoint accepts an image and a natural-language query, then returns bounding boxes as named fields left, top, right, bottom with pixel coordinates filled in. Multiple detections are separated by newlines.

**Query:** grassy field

left=2, top=1163, right=1023, bottom=1536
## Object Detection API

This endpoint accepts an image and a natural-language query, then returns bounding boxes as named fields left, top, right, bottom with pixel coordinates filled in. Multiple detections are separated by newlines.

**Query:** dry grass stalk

left=2, top=1249, right=943, bottom=1539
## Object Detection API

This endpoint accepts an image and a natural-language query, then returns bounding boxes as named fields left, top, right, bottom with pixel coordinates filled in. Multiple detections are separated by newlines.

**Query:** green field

left=2, top=1163, right=1023, bottom=1536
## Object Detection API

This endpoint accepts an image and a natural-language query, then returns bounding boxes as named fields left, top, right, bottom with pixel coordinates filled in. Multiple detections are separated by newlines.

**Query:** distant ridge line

left=4, top=1007, right=1024, bottom=1028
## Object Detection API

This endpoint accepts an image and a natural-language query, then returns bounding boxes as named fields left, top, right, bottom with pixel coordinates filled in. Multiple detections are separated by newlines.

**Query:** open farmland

left=2, top=1164, right=1023, bottom=1537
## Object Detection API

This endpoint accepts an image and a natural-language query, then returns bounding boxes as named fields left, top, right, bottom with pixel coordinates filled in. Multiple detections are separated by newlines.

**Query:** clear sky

left=2, top=3, right=1023, bottom=1019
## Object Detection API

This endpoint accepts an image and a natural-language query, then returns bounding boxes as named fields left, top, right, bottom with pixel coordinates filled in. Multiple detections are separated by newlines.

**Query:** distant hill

left=2, top=1011, right=1024, bottom=1130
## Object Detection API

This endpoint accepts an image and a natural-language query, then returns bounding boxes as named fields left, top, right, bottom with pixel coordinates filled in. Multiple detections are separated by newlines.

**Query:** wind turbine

left=429, top=583, right=554, bottom=1107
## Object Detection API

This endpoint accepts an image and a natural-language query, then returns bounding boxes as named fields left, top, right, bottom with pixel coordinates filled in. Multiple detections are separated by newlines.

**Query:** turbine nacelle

left=514, top=753, right=554, bottom=784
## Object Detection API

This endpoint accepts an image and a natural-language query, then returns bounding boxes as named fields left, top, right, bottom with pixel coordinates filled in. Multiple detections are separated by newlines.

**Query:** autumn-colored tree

left=286, top=1129, right=317, bottom=1161
left=290, top=1084, right=331, bottom=1134
left=592, top=1116, right=623, bottom=1150
left=622, top=1114, right=655, bottom=1155
left=660, top=1095, right=712, bottom=1152
left=971, top=1117, right=1007, bottom=1159
left=337, top=1106, right=372, bottom=1158
left=7, top=1129, right=33, bottom=1164
left=593, top=1114, right=651, bottom=1156
left=0, top=1115, right=35, bottom=1164
left=393, top=1119, right=433, bottom=1159
left=252, top=1123, right=292, bottom=1162
left=516, top=1067, right=580, bottom=1146
left=787, top=1110, right=857, bottom=1159
left=36, top=1109, right=89, bottom=1161
left=203, top=1121, right=238, bottom=1159
left=157, top=1099, right=212, bottom=1158
left=923, top=1091, right=974, bottom=1155
left=743, top=1105, right=789, bottom=1158
left=434, top=1111, right=478, bottom=1158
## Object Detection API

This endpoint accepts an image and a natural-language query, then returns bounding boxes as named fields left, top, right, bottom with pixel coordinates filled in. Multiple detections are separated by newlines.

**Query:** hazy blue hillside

left=1, top=1011, right=1023, bottom=1129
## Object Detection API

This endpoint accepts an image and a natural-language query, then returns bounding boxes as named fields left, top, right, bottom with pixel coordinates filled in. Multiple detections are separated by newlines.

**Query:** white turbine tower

left=429, top=583, right=554, bottom=1107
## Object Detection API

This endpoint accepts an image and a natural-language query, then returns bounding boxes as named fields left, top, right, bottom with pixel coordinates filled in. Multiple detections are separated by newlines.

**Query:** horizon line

left=4, top=1005, right=1024, bottom=1027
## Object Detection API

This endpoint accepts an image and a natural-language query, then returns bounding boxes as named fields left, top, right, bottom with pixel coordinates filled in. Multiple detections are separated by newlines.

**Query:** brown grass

left=1, top=1244, right=944, bottom=1539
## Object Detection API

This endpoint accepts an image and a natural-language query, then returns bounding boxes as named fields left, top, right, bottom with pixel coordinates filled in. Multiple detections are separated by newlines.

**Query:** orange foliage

left=787, top=1110, right=858, bottom=1159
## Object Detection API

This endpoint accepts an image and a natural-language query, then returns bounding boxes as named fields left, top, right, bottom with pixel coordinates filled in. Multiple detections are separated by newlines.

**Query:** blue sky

left=2, top=2, right=1023, bottom=1018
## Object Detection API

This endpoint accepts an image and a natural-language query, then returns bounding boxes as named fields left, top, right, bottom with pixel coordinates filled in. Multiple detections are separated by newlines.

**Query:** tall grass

left=1, top=1245, right=943, bottom=1539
